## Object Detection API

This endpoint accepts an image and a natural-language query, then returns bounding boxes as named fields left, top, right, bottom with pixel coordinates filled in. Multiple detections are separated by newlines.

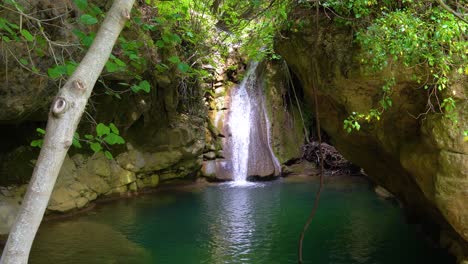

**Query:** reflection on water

left=31, top=221, right=153, bottom=264
left=203, top=183, right=280, bottom=263
left=28, top=179, right=453, bottom=264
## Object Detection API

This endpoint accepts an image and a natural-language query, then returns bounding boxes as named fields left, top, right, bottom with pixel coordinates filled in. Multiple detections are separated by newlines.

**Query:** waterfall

left=228, top=63, right=258, bottom=184
left=224, top=62, right=281, bottom=184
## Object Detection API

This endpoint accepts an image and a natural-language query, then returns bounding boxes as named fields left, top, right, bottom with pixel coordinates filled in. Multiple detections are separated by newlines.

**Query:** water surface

left=29, top=177, right=452, bottom=263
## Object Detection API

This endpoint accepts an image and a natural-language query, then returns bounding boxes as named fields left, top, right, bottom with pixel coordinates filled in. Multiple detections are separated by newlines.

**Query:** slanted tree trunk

left=0, top=0, right=135, bottom=263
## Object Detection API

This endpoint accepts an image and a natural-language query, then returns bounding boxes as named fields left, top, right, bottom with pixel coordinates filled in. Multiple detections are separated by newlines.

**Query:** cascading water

left=227, top=63, right=258, bottom=184
left=225, top=62, right=281, bottom=185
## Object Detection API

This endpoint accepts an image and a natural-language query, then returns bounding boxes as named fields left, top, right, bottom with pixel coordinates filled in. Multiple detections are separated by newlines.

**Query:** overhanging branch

left=435, top=0, right=468, bottom=23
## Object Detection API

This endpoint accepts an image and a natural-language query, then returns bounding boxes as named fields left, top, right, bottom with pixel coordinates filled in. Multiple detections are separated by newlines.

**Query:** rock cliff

left=275, top=12, right=468, bottom=261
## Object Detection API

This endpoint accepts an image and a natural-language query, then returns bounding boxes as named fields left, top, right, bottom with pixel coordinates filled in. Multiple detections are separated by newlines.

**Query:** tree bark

left=0, top=0, right=135, bottom=263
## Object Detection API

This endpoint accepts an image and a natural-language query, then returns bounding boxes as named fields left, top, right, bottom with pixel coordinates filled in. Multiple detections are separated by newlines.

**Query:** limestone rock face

left=141, top=151, right=183, bottom=172
left=259, top=62, right=306, bottom=165
left=86, top=153, right=112, bottom=178
left=136, top=174, right=159, bottom=189
left=110, top=164, right=136, bottom=188
left=276, top=13, right=467, bottom=259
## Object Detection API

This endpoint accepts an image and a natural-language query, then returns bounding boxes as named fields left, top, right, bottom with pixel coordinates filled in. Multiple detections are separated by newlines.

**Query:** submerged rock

left=29, top=221, right=153, bottom=264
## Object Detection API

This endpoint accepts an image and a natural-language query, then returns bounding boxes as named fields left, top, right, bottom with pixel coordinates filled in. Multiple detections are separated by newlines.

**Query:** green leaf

left=96, top=123, right=110, bottom=137
left=177, top=62, right=190, bottom=73
left=103, top=133, right=125, bottom=145
left=47, top=65, right=67, bottom=79
left=89, top=6, right=103, bottom=16
left=155, top=40, right=165, bottom=48
left=114, top=58, right=126, bottom=67
left=31, top=139, right=43, bottom=148
left=72, top=29, right=90, bottom=46
left=139, top=80, right=150, bottom=93
left=36, top=128, right=46, bottom=135
left=72, top=132, right=82, bottom=148
left=168, top=56, right=180, bottom=64
left=90, top=142, right=102, bottom=153
left=20, top=29, right=34, bottom=42
left=80, top=14, right=98, bottom=25
left=19, top=58, right=29, bottom=65
left=66, top=62, right=77, bottom=76
left=84, top=134, right=94, bottom=140
left=105, top=61, right=120, bottom=73
left=104, top=150, right=113, bottom=160
left=109, top=123, right=119, bottom=134
left=131, top=80, right=151, bottom=93
left=73, top=0, right=88, bottom=10
left=170, top=33, right=181, bottom=44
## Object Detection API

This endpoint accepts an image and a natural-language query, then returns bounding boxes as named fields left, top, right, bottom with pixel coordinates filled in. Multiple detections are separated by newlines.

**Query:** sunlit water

left=28, top=178, right=453, bottom=264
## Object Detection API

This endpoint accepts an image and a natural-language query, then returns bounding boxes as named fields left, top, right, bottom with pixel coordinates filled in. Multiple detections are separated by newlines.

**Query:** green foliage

left=343, top=113, right=361, bottom=133
left=20, top=29, right=34, bottom=42
left=131, top=80, right=151, bottom=93
left=73, top=0, right=88, bottom=10
left=83, top=123, right=125, bottom=159
left=47, top=61, right=78, bottom=79
left=30, top=128, right=46, bottom=148
left=322, top=1, right=467, bottom=132
left=30, top=123, right=124, bottom=160
left=79, top=14, right=98, bottom=25
left=210, top=0, right=292, bottom=59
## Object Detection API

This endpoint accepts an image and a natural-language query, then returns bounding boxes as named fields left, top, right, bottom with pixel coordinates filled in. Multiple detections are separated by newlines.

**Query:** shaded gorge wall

left=275, top=10, right=468, bottom=262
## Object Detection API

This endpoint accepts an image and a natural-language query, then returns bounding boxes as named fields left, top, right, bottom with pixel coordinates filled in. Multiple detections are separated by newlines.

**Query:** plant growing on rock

left=30, top=123, right=125, bottom=160
left=316, top=0, right=467, bottom=132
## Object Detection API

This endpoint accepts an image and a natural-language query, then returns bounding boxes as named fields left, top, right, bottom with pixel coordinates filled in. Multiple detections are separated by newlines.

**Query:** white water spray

left=228, top=63, right=258, bottom=185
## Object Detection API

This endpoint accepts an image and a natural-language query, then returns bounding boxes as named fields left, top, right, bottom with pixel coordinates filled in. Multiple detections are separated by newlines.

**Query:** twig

left=435, top=0, right=467, bottom=23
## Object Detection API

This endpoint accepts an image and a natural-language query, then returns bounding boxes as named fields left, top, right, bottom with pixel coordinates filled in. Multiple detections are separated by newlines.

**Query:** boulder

left=203, top=152, right=216, bottom=160
left=141, top=150, right=183, bottom=172
left=159, top=172, right=180, bottom=181
left=48, top=186, right=82, bottom=212
left=128, top=182, right=138, bottom=192
left=201, top=161, right=217, bottom=178
left=48, top=158, right=96, bottom=212
left=57, top=155, right=78, bottom=184
left=136, top=174, right=160, bottom=189
left=110, top=164, right=136, bottom=188
left=0, top=197, right=20, bottom=235
left=86, top=152, right=111, bottom=177
left=76, top=172, right=111, bottom=195
left=116, top=149, right=145, bottom=172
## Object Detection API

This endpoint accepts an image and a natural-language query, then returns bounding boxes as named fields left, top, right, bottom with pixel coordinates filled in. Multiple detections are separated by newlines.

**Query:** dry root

left=302, top=142, right=360, bottom=174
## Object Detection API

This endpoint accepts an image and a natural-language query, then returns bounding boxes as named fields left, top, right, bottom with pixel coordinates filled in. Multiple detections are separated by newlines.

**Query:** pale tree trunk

left=0, top=0, right=135, bottom=263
